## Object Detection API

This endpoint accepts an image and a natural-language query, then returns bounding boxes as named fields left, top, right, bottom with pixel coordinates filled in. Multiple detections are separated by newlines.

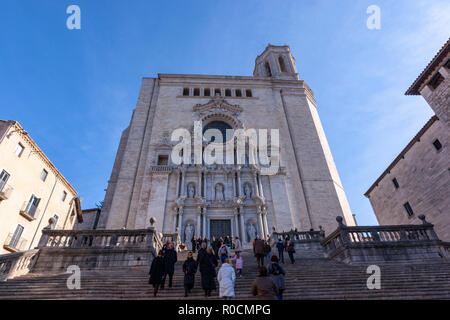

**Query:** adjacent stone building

left=98, top=44, right=355, bottom=247
left=0, top=120, right=82, bottom=254
left=365, top=38, right=450, bottom=241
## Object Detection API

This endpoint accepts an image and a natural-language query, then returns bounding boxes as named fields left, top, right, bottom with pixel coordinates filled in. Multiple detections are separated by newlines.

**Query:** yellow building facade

left=0, top=120, right=81, bottom=254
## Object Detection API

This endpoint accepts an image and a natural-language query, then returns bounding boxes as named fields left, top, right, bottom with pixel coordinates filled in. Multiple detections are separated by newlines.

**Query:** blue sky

left=0, top=0, right=448, bottom=226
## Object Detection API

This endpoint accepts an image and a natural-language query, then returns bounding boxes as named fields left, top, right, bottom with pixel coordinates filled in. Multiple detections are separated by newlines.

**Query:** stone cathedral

left=97, top=45, right=356, bottom=248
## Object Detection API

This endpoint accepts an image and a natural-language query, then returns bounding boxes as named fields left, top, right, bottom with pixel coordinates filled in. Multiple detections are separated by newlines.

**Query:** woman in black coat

left=149, top=250, right=165, bottom=297
left=183, top=251, right=198, bottom=297
left=198, top=248, right=218, bottom=297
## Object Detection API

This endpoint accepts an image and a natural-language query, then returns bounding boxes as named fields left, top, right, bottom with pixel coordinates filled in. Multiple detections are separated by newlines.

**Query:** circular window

left=203, top=121, right=234, bottom=142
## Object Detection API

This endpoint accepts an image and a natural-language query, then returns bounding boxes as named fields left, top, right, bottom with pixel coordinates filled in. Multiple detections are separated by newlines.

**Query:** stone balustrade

left=161, top=233, right=182, bottom=251
left=273, top=229, right=325, bottom=242
left=38, top=228, right=158, bottom=249
left=322, top=215, right=449, bottom=263
left=271, top=229, right=326, bottom=258
left=0, top=249, right=39, bottom=281
left=151, top=165, right=173, bottom=173
left=31, top=226, right=163, bottom=272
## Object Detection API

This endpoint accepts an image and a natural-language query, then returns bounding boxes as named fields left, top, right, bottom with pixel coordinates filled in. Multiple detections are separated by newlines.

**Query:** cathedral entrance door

left=210, top=220, right=232, bottom=239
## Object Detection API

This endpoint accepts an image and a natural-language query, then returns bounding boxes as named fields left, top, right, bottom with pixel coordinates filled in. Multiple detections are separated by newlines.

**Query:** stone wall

left=367, top=119, right=450, bottom=241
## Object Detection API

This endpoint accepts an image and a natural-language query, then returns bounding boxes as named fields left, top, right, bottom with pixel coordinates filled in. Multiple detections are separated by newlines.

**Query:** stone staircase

left=1, top=249, right=450, bottom=299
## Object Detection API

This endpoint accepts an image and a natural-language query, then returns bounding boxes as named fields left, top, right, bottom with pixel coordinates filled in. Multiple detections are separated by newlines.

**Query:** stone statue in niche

left=215, top=183, right=224, bottom=201
left=184, top=223, right=195, bottom=249
left=187, top=183, right=196, bottom=198
left=247, top=223, right=257, bottom=242
left=244, top=184, right=252, bottom=199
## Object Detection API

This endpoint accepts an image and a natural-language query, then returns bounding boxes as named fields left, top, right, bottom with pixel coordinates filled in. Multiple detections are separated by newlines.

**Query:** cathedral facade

left=98, top=45, right=355, bottom=246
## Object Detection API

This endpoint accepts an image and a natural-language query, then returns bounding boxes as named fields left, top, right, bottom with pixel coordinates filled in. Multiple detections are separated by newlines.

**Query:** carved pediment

left=193, top=97, right=243, bottom=115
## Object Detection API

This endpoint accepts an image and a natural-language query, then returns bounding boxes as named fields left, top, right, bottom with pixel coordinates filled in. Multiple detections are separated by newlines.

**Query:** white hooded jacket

left=217, top=263, right=236, bottom=297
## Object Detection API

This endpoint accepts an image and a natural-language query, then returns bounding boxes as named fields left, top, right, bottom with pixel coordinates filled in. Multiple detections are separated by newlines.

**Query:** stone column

left=197, top=208, right=201, bottom=237
left=237, top=169, right=242, bottom=196
left=178, top=207, right=184, bottom=232
left=262, top=211, right=269, bottom=239
left=202, top=208, right=206, bottom=238
left=258, top=173, right=264, bottom=198
left=234, top=209, right=240, bottom=240
left=181, top=168, right=186, bottom=197
left=230, top=170, right=235, bottom=198
left=253, top=172, right=260, bottom=197
left=173, top=210, right=178, bottom=232
left=239, top=208, right=245, bottom=243
left=197, top=168, right=202, bottom=197
left=257, top=207, right=264, bottom=237
left=175, top=170, right=180, bottom=197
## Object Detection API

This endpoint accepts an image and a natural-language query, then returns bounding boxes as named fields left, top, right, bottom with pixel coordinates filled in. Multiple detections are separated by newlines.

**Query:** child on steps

left=230, top=252, right=244, bottom=277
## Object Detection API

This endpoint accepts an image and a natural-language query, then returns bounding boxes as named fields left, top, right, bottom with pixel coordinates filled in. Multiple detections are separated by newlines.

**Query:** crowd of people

left=148, top=235, right=296, bottom=300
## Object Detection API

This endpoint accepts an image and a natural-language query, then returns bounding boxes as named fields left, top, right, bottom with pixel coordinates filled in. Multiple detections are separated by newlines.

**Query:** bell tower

left=253, top=44, right=300, bottom=80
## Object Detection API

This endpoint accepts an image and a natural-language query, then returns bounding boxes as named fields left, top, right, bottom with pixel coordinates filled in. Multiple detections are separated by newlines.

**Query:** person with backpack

left=276, top=238, right=285, bottom=263
left=182, top=251, right=198, bottom=297
left=253, top=237, right=265, bottom=268
left=267, top=255, right=286, bottom=300
left=219, top=241, right=230, bottom=264
left=250, top=266, right=278, bottom=300
left=287, top=241, right=296, bottom=264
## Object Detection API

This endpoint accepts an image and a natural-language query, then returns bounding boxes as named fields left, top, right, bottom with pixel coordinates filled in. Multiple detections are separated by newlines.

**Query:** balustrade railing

left=0, top=249, right=39, bottom=281
left=151, top=165, right=173, bottom=173
left=273, top=229, right=325, bottom=242
left=161, top=233, right=182, bottom=251
left=38, top=228, right=159, bottom=250
left=322, top=215, right=441, bottom=254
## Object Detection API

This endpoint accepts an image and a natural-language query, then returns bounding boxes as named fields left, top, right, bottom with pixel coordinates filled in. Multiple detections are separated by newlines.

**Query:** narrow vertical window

left=40, top=169, right=48, bottom=181
left=392, top=178, right=399, bottom=189
left=193, top=88, right=200, bottom=96
left=204, top=88, right=211, bottom=96
left=14, top=143, right=24, bottom=157
left=183, top=88, right=190, bottom=96
left=403, top=202, right=414, bottom=217
left=225, top=89, right=231, bottom=96
left=9, top=224, right=24, bottom=248
left=279, top=56, right=287, bottom=72
left=0, top=170, right=10, bottom=192
left=25, top=195, right=40, bottom=217
left=245, top=89, right=252, bottom=97
left=432, top=139, right=442, bottom=151
left=265, top=62, right=272, bottom=77
left=235, top=89, right=242, bottom=97
left=62, top=191, right=67, bottom=202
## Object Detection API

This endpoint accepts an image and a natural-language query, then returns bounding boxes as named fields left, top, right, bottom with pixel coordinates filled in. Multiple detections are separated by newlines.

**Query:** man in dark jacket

left=149, top=250, right=165, bottom=297
left=276, top=238, right=285, bottom=263
left=254, top=237, right=265, bottom=268
left=183, top=251, right=198, bottom=297
left=161, top=243, right=177, bottom=289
